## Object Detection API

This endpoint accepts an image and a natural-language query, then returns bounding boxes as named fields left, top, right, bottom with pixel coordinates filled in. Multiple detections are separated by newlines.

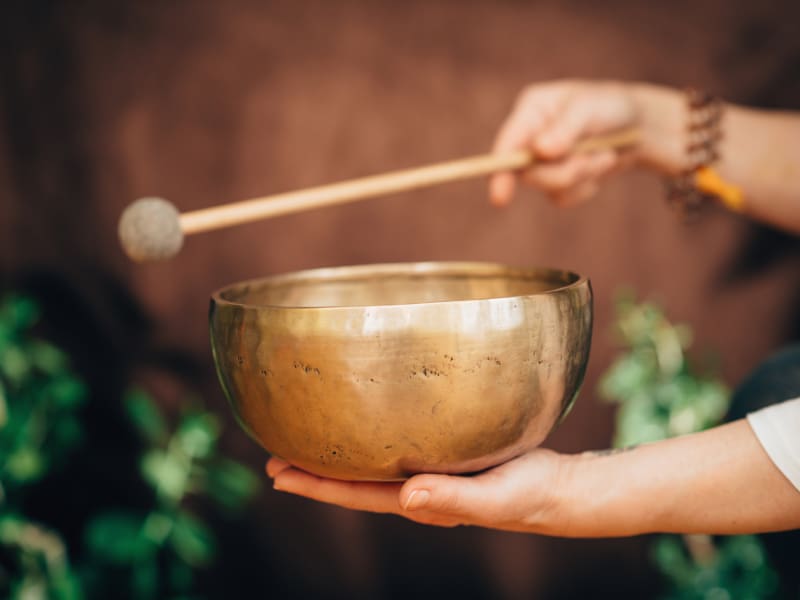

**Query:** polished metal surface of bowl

left=210, top=262, right=592, bottom=481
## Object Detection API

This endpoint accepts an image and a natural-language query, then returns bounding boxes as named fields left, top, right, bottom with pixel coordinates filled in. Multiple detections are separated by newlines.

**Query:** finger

left=398, top=473, right=501, bottom=524
left=551, top=180, right=600, bottom=207
left=491, top=98, right=546, bottom=156
left=489, top=122, right=530, bottom=207
left=524, top=150, right=617, bottom=195
left=534, top=95, right=597, bottom=160
left=488, top=172, right=516, bottom=207
left=273, top=467, right=403, bottom=514
left=266, top=457, right=292, bottom=479
left=272, top=467, right=465, bottom=527
left=489, top=97, right=552, bottom=207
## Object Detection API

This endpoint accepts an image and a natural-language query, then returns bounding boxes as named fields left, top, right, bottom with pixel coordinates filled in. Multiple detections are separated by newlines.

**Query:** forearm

left=631, top=83, right=800, bottom=233
left=557, top=419, right=800, bottom=537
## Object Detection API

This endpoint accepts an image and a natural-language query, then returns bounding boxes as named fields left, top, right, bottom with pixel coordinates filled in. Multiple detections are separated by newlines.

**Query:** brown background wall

left=2, top=1, right=799, bottom=598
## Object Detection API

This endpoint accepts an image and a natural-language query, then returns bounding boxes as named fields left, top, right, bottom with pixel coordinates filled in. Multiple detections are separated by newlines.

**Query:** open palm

left=267, top=448, right=567, bottom=533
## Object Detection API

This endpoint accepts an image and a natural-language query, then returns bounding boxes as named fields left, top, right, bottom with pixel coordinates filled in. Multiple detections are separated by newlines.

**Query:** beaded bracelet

left=665, top=88, right=743, bottom=217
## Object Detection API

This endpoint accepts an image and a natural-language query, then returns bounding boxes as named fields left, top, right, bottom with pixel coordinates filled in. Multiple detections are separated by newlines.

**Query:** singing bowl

left=210, top=262, right=592, bottom=481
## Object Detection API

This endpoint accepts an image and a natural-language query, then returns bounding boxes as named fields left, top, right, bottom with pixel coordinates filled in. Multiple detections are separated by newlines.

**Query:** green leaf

left=85, top=512, right=151, bottom=564
left=204, top=459, right=261, bottom=510
left=652, top=325, right=685, bottom=376
left=4, top=296, right=39, bottom=332
left=28, top=341, right=67, bottom=375
left=613, top=398, right=669, bottom=447
left=142, top=511, right=173, bottom=545
left=0, top=513, right=26, bottom=541
left=692, top=380, right=730, bottom=428
left=170, top=512, right=215, bottom=566
left=177, top=413, right=219, bottom=459
left=4, top=447, right=46, bottom=483
left=598, top=351, right=656, bottom=403
left=141, top=450, right=189, bottom=501
left=1, top=345, right=31, bottom=384
left=723, top=535, right=765, bottom=571
left=652, top=535, right=693, bottom=585
left=124, top=389, right=167, bottom=444
left=45, top=376, right=87, bottom=410
left=667, top=405, right=702, bottom=437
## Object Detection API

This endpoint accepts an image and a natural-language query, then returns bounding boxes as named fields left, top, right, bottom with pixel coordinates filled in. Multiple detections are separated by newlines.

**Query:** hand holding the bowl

left=268, top=449, right=565, bottom=531
left=268, top=417, right=800, bottom=536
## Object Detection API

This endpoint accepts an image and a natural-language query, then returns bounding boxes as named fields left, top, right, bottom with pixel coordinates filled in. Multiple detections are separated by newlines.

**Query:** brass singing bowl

left=210, top=262, right=592, bottom=481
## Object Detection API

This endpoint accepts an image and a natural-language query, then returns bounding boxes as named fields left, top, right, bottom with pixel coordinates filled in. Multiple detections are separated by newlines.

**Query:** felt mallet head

left=118, top=197, right=184, bottom=262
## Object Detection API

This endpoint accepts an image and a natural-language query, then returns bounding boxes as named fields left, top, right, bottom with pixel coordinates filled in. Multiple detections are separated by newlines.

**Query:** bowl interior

left=216, top=263, right=582, bottom=309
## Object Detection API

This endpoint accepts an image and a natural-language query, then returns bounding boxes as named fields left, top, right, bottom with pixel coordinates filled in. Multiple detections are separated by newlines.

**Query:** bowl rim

left=210, top=261, right=589, bottom=312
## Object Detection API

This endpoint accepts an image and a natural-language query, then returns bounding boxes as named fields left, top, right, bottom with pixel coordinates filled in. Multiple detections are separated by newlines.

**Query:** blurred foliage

left=653, top=535, right=778, bottom=600
left=0, top=296, right=86, bottom=494
left=599, top=291, right=730, bottom=447
left=0, top=295, right=261, bottom=599
left=600, top=291, right=780, bottom=599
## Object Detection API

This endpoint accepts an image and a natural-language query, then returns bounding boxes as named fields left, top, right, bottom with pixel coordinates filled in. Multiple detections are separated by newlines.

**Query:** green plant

left=599, top=291, right=779, bottom=599
left=82, top=390, right=261, bottom=598
left=0, top=295, right=86, bottom=598
left=0, top=295, right=261, bottom=599
left=653, top=534, right=778, bottom=600
left=599, top=292, right=730, bottom=447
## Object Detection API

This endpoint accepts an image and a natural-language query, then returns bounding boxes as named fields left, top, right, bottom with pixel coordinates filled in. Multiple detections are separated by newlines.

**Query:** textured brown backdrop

left=2, top=1, right=799, bottom=598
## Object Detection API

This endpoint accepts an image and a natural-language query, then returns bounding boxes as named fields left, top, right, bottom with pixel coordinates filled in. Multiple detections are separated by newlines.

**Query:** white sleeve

left=747, top=397, right=800, bottom=493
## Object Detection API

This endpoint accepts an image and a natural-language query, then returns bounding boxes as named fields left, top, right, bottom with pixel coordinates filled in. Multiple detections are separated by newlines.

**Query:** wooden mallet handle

left=119, top=128, right=639, bottom=261
left=180, top=127, right=640, bottom=235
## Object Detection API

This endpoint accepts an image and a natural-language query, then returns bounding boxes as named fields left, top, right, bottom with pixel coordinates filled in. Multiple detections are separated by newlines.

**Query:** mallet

left=118, top=128, right=640, bottom=262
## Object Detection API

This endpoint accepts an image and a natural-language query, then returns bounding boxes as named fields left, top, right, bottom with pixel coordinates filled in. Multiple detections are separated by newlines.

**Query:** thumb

left=399, top=473, right=494, bottom=520
left=534, top=96, right=595, bottom=160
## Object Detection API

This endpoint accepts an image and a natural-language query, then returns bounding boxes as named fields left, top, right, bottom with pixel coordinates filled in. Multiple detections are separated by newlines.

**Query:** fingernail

left=266, top=457, right=289, bottom=478
left=403, top=489, right=430, bottom=511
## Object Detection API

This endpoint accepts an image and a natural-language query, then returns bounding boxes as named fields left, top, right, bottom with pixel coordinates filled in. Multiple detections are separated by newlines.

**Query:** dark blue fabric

left=728, top=344, right=800, bottom=420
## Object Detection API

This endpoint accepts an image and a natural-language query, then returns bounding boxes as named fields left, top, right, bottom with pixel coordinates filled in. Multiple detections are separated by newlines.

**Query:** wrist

left=555, top=447, right=664, bottom=537
left=629, top=83, right=687, bottom=176
left=530, top=451, right=631, bottom=538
